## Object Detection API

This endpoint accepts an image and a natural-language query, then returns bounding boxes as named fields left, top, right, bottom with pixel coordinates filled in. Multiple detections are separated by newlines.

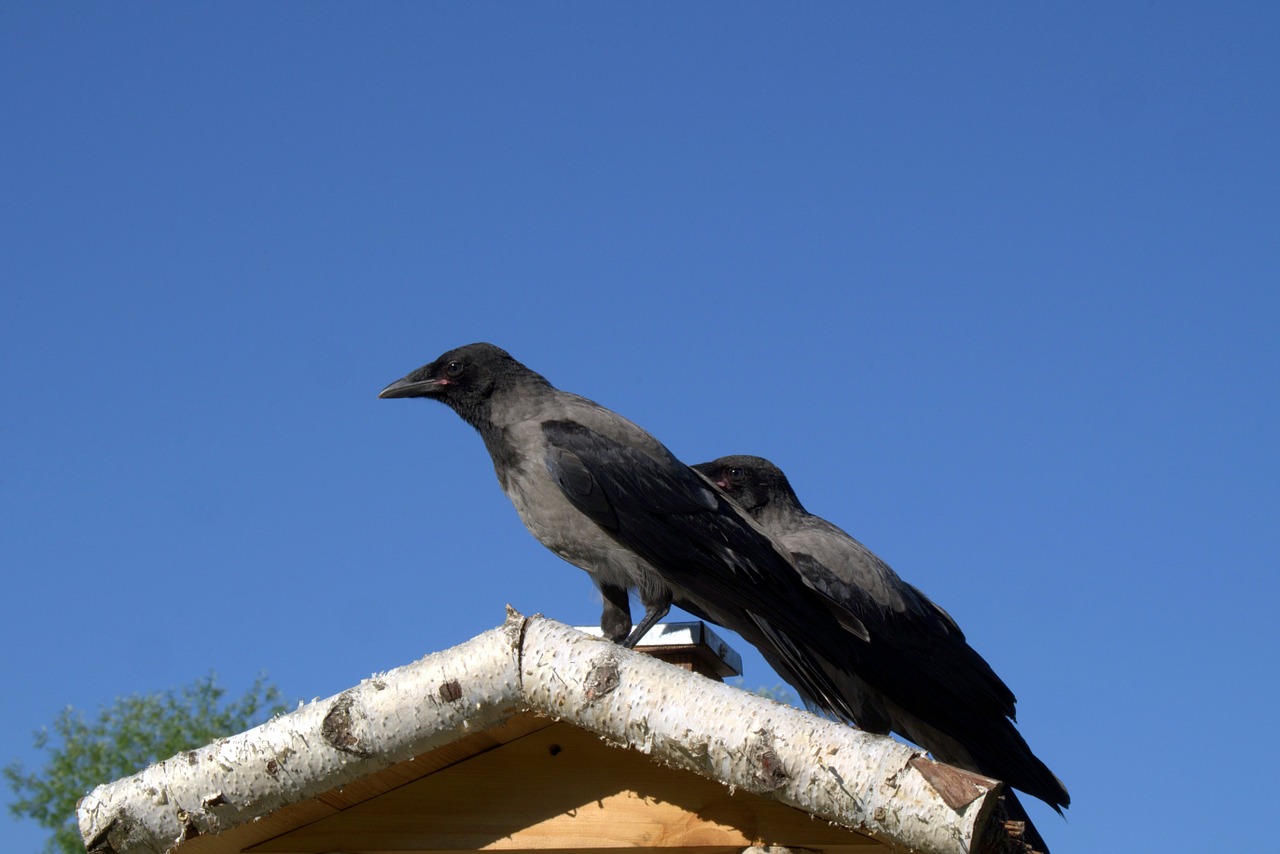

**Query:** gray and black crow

left=693, top=455, right=1069, bottom=852
left=378, top=343, right=870, bottom=717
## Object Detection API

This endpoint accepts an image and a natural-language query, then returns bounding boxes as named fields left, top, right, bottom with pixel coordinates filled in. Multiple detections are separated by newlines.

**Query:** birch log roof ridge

left=78, top=608, right=1028, bottom=854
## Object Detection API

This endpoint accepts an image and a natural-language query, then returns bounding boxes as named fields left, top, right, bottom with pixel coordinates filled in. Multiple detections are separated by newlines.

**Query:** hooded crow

left=379, top=343, right=871, bottom=718
left=693, top=454, right=1069, bottom=852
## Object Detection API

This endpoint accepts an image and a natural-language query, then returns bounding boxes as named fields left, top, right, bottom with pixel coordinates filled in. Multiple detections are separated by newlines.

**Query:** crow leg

left=598, top=581, right=632, bottom=643
left=621, top=597, right=671, bottom=648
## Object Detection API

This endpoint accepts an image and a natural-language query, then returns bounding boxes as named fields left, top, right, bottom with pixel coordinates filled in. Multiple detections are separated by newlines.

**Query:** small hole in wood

left=548, top=743, right=562, bottom=756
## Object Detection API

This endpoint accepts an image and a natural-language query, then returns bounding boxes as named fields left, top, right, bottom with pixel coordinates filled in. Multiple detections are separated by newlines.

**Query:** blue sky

left=2, top=4, right=1277, bottom=851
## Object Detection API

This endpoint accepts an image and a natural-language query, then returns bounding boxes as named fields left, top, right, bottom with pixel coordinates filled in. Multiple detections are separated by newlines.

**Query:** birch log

left=77, top=618, right=526, bottom=854
left=79, top=607, right=1006, bottom=854
left=518, top=614, right=1003, bottom=854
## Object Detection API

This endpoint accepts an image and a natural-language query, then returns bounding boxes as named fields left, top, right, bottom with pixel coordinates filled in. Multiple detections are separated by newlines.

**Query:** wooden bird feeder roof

left=78, top=608, right=1025, bottom=854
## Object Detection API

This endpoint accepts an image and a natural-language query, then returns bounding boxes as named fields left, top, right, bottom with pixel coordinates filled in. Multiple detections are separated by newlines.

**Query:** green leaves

left=5, top=674, right=290, bottom=854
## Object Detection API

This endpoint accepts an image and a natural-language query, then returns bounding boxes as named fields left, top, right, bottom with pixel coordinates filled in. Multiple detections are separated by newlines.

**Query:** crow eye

left=445, top=360, right=465, bottom=377
left=728, top=467, right=744, bottom=482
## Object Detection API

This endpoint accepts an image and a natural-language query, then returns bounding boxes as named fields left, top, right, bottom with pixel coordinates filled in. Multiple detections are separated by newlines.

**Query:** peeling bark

left=518, top=616, right=999, bottom=854
left=78, top=608, right=1002, bottom=854
left=77, top=620, right=525, bottom=854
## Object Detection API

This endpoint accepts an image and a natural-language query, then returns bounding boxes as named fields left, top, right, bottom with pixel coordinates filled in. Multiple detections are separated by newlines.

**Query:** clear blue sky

left=3, top=4, right=1277, bottom=851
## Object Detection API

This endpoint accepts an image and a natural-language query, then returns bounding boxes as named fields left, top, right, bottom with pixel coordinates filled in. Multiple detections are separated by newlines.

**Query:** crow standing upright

left=378, top=343, right=871, bottom=718
left=693, top=455, right=1069, bottom=853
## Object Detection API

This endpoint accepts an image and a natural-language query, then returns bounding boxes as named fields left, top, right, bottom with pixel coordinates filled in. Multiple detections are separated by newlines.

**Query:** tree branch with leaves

left=5, top=674, right=289, bottom=854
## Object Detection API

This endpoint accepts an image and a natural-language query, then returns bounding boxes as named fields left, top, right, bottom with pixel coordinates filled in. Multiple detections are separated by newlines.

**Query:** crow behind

left=694, top=455, right=1069, bottom=852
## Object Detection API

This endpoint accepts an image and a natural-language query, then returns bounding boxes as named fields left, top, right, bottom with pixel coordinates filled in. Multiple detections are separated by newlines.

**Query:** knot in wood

left=747, top=730, right=789, bottom=792
left=754, top=748, right=789, bottom=791
left=322, top=692, right=373, bottom=756
left=583, top=658, right=621, bottom=701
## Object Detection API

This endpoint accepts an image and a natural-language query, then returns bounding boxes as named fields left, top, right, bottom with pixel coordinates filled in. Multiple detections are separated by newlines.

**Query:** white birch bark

left=77, top=617, right=526, bottom=854
left=79, top=607, right=1003, bottom=854
left=519, top=614, right=1001, bottom=854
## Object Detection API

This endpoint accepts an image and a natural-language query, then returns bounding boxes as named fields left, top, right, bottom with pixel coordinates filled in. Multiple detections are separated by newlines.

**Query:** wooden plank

left=176, top=714, right=557, bottom=854
left=317, top=714, right=556, bottom=811
left=250, top=722, right=884, bottom=853
left=178, top=799, right=339, bottom=854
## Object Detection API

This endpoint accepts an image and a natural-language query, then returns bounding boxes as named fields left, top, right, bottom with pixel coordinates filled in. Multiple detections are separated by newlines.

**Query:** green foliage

left=5, top=674, right=289, bottom=854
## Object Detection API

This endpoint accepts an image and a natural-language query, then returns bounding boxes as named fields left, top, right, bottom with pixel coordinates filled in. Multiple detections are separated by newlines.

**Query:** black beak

left=378, top=373, right=446, bottom=399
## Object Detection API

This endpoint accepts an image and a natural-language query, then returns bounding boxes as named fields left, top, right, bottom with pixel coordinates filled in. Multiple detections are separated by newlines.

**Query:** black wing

left=793, top=527, right=1068, bottom=810
left=543, top=418, right=785, bottom=595
left=542, top=418, right=870, bottom=715
left=793, top=547, right=1016, bottom=716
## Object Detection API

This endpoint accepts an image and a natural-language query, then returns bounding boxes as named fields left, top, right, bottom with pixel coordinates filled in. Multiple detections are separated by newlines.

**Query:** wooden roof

left=243, top=716, right=889, bottom=854
left=79, top=609, right=1018, bottom=854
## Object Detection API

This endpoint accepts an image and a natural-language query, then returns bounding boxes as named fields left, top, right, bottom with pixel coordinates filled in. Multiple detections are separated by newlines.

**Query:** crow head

left=380, top=342, right=545, bottom=430
left=693, top=455, right=800, bottom=516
